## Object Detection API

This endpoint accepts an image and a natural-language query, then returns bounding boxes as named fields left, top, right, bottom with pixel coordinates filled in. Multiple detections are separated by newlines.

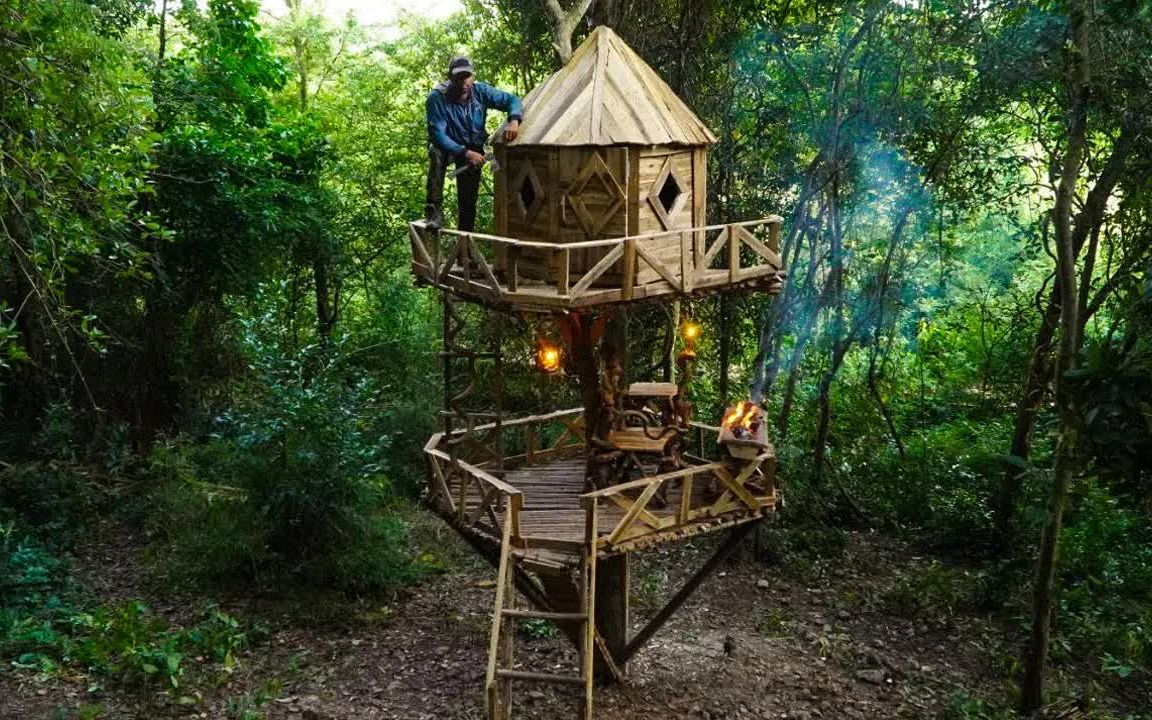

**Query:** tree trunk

left=590, top=0, right=613, bottom=27
left=1021, top=0, right=1090, bottom=709
left=314, top=255, right=333, bottom=344
left=994, top=287, right=1059, bottom=538
left=544, top=0, right=593, bottom=65
left=594, top=554, right=628, bottom=679
left=776, top=363, right=802, bottom=442
left=995, top=125, right=1134, bottom=540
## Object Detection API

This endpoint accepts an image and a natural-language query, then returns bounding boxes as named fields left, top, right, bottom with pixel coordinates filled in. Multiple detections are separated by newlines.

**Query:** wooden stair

left=485, top=506, right=619, bottom=719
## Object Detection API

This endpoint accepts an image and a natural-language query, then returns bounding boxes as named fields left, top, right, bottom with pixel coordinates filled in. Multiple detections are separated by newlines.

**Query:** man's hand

left=504, top=119, right=520, bottom=142
left=464, top=149, right=486, bottom=167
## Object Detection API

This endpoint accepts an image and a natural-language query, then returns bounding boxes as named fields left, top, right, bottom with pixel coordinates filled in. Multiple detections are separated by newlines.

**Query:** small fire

left=721, top=400, right=761, bottom=439
left=535, top=342, right=562, bottom=374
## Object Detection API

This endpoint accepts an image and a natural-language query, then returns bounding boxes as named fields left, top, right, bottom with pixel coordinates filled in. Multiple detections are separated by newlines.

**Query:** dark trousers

left=426, top=143, right=482, bottom=232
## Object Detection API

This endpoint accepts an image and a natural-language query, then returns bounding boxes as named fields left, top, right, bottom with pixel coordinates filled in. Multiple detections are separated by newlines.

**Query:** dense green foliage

left=1, top=0, right=1150, bottom=713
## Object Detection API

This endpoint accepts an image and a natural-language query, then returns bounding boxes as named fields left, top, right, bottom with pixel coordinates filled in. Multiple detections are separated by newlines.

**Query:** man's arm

left=477, top=82, right=522, bottom=120
left=476, top=83, right=522, bottom=142
left=426, top=92, right=465, bottom=157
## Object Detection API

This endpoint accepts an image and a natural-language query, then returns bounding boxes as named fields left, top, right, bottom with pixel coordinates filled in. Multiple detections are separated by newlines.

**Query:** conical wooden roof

left=494, top=26, right=717, bottom=147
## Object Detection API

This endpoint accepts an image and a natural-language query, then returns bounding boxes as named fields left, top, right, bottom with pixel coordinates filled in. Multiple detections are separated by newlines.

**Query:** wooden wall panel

left=495, top=144, right=706, bottom=289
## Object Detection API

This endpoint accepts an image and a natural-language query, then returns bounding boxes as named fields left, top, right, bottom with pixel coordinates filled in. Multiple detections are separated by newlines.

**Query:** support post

left=594, top=553, right=629, bottom=681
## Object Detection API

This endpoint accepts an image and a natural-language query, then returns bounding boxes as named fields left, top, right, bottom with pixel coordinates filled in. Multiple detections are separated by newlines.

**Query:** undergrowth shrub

left=0, top=461, right=109, bottom=545
left=1, top=522, right=255, bottom=697
left=0, top=521, right=68, bottom=612
left=755, top=522, right=847, bottom=575
left=147, top=332, right=421, bottom=593
left=840, top=415, right=1014, bottom=552
left=4, top=600, right=254, bottom=693
left=1049, top=479, right=1152, bottom=676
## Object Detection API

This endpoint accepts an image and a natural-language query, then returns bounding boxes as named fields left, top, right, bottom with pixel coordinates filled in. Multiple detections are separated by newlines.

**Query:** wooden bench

left=606, top=427, right=675, bottom=453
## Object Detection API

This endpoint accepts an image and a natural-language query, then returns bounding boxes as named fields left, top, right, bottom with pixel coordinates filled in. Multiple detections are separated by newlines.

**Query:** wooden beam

left=558, top=247, right=571, bottom=296
left=582, top=502, right=598, bottom=718
left=453, top=524, right=555, bottom=614
left=570, top=243, right=623, bottom=299
left=677, top=472, right=694, bottom=524
left=680, top=230, right=693, bottom=294
left=605, top=480, right=662, bottom=545
left=734, top=224, right=782, bottom=269
left=484, top=507, right=514, bottom=711
left=728, top=224, right=740, bottom=284
left=634, top=241, right=682, bottom=291
left=428, top=456, right=456, bottom=514
left=622, top=523, right=755, bottom=663
left=621, top=237, right=636, bottom=300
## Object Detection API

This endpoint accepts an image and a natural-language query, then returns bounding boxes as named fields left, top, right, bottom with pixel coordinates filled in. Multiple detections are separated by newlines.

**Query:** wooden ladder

left=484, top=506, right=605, bottom=719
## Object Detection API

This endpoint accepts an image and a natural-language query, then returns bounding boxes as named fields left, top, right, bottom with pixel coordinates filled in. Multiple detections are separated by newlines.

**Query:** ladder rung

left=501, top=609, right=587, bottom=621
left=438, top=351, right=500, bottom=359
left=439, top=410, right=502, bottom=419
left=496, top=669, right=585, bottom=685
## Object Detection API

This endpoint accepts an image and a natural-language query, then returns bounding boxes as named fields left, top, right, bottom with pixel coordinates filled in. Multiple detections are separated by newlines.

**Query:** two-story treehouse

left=408, top=26, right=787, bottom=720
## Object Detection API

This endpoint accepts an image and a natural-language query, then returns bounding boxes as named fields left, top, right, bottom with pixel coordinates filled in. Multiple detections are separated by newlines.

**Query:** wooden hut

left=492, top=26, right=716, bottom=286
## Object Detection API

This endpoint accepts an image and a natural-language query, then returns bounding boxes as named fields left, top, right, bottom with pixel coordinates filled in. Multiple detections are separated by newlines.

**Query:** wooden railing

left=425, top=409, right=587, bottom=544
left=409, top=217, right=785, bottom=308
left=426, top=410, right=777, bottom=553
left=425, top=432, right=523, bottom=540
left=580, top=435, right=776, bottom=552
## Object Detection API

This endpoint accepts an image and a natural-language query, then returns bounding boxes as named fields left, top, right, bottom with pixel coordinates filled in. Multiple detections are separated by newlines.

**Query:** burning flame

left=681, top=320, right=702, bottom=343
left=721, top=400, right=760, bottom=431
left=535, top=342, right=562, bottom=374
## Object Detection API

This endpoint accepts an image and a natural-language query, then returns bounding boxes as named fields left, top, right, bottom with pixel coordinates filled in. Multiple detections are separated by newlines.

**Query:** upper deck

left=409, top=217, right=787, bottom=312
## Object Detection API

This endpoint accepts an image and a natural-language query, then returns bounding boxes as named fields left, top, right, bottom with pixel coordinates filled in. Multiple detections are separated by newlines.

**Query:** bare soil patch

left=2, top=514, right=1147, bottom=719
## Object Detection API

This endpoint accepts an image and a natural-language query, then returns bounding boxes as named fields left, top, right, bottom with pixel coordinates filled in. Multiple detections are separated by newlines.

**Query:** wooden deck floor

left=506, top=457, right=609, bottom=542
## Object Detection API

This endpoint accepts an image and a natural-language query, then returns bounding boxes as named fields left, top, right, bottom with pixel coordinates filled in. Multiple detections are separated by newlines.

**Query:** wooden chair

left=603, top=382, right=689, bottom=504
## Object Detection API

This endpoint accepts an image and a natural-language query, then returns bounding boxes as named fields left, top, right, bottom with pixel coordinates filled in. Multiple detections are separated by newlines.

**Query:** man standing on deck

left=424, top=56, right=522, bottom=232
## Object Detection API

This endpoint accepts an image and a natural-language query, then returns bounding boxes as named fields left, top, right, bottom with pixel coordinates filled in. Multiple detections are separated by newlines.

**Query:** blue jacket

left=426, top=81, right=522, bottom=158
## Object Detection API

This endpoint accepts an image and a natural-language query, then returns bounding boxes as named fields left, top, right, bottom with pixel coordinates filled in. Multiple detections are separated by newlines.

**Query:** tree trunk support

left=594, top=553, right=628, bottom=681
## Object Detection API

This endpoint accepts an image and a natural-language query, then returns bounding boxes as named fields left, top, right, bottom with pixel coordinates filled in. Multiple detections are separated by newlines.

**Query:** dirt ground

left=1, top=515, right=1148, bottom=720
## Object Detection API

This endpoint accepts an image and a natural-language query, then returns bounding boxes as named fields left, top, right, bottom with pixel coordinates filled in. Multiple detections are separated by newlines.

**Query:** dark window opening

left=519, top=175, right=537, bottom=210
left=658, top=174, right=681, bottom=213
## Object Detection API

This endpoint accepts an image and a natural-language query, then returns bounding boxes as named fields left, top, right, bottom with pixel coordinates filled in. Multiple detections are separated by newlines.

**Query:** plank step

left=496, top=669, right=585, bottom=685
left=501, top=609, right=587, bottom=621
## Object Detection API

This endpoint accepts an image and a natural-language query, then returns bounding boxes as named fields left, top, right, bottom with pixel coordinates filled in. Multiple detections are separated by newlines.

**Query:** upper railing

left=409, top=217, right=786, bottom=311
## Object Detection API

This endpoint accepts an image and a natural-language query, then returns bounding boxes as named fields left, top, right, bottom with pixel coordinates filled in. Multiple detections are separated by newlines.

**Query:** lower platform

left=425, top=410, right=778, bottom=572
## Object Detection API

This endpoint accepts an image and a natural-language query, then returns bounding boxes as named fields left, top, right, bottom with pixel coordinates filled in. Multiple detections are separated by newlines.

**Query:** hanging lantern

left=679, top=319, right=702, bottom=362
left=680, top=320, right=702, bottom=345
left=534, top=340, right=563, bottom=374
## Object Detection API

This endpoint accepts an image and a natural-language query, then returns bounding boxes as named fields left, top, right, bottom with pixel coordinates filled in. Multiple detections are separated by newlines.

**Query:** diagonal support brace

left=622, top=521, right=757, bottom=663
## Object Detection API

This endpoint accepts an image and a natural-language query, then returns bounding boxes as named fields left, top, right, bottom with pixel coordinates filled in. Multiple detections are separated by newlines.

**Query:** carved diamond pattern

left=568, top=153, right=625, bottom=239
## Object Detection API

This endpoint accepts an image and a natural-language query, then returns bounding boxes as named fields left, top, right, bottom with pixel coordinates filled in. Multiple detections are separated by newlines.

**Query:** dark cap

left=448, top=56, right=475, bottom=77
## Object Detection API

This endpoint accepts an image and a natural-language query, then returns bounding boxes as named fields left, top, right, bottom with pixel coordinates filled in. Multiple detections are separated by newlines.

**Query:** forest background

left=1, top=0, right=1150, bottom=717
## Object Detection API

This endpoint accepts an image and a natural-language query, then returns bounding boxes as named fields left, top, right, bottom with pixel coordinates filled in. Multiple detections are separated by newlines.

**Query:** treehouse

left=409, top=25, right=787, bottom=720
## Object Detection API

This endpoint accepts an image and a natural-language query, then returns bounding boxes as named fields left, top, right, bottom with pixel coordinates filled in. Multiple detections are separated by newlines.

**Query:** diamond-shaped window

left=657, top=173, right=682, bottom=214
left=648, top=156, right=689, bottom=230
left=519, top=175, right=537, bottom=211
left=511, top=161, right=544, bottom=223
